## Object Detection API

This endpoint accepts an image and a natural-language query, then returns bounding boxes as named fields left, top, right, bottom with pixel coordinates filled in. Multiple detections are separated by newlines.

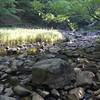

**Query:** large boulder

left=32, top=58, right=74, bottom=88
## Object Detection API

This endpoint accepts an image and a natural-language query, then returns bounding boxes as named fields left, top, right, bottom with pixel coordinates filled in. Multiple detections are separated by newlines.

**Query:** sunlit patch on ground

left=0, top=28, right=64, bottom=46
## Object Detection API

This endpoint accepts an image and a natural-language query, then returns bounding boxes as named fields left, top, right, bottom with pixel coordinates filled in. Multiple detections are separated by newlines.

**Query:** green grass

left=0, top=28, right=64, bottom=46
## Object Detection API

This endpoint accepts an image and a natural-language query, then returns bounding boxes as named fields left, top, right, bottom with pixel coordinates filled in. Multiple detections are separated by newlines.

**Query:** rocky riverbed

left=0, top=30, right=100, bottom=100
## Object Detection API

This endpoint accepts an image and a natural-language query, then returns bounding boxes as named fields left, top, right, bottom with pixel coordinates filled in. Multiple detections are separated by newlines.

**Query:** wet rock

left=0, top=95, right=16, bottom=100
left=69, top=87, right=85, bottom=99
left=76, top=71, right=95, bottom=86
left=32, top=58, right=74, bottom=88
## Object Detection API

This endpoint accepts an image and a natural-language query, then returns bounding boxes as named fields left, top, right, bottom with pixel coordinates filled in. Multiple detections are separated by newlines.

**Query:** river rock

left=6, top=47, right=18, bottom=55
left=69, top=87, right=85, bottom=99
left=49, top=46, right=61, bottom=53
left=36, top=89, right=49, bottom=98
left=4, top=87, right=13, bottom=96
left=0, top=95, right=16, bottom=100
left=20, top=96, right=31, bottom=100
left=67, top=94, right=78, bottom=100
left=76, top=71, right=95, bottom=86
left=96, top=72, right=100, bottom=83
left=94, top=89, right=100, bottom=99
left=32, top=92, right=44, bottom=100
left=0, top=84, right=4, bottom=94
left=32, top=58, right=74, bottom=88
left=13, top=85, right=32, bottom=96
left=51, top=89, right=60, bottom=96
left=36, top=54, right=55, bottom=61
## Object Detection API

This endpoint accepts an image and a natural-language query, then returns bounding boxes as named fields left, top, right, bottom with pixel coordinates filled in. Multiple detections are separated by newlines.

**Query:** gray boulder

left=76, top=71, right=95, bottom=86
left=32, top=58, right=74, bottom=88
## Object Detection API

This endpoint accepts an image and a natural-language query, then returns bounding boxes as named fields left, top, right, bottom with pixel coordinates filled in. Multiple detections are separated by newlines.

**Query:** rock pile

left=0, top=31, right=100, bottom=100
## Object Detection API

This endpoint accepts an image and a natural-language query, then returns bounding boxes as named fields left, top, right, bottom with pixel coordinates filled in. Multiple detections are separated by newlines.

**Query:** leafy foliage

left=0, top=0, right=99, bottom=29
left=0, top=0, right=16, bottom=16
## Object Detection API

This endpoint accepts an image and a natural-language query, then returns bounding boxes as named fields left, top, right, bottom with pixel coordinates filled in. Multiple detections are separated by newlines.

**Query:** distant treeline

left=0, top=0, right=100, bottom=29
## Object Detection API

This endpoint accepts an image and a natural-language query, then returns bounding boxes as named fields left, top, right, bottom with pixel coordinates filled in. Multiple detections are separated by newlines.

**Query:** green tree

left=0, top=0, right=16, bottom=17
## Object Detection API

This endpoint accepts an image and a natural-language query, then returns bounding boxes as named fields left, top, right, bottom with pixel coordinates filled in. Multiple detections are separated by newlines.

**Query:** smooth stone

left=0, top=95, right=16, bottom=100
left=51, top=89, right=60, bottom=96
left=32, top=92, right=44, bottom=100
left=37, top=89, right=49, bottom=98
left=13, top=85, right=32, bottom=96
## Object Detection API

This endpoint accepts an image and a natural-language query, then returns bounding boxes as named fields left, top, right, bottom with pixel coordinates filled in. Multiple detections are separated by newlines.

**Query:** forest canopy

left=0, top=0, right=100, bottom=30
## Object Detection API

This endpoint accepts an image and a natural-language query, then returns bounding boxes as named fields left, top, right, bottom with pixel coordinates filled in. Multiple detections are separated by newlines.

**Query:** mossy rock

left=27, top=47, right=39, bottom=55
